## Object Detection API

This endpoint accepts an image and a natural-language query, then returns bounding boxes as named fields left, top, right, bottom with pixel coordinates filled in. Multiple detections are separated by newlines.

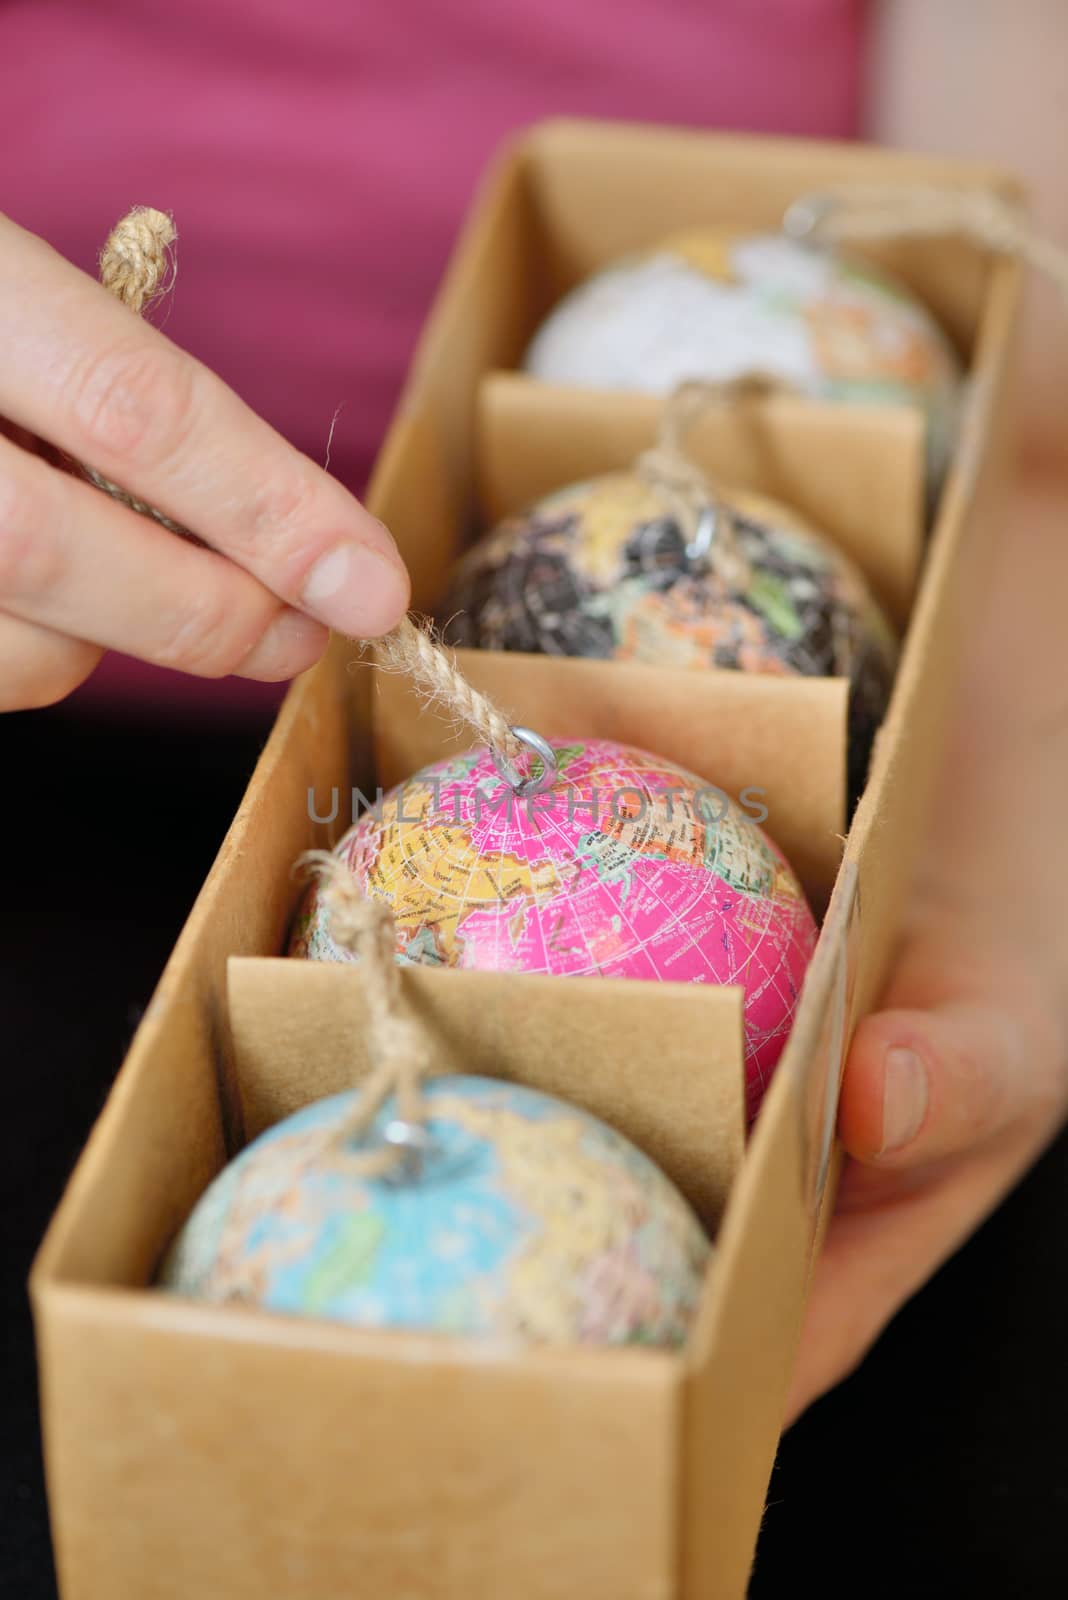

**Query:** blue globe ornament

left=159, top=1075, right=711, bottom=1350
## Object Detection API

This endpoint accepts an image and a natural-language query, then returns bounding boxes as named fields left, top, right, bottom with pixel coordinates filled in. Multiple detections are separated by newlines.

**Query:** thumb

left=839, top=994, right=1061, bottom=1167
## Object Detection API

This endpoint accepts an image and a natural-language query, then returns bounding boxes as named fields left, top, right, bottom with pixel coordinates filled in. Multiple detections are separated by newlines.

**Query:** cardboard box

left=31, top=121, right=1023, bottom=1598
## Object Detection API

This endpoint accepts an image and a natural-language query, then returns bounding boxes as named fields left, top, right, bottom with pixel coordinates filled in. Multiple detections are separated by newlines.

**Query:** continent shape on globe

left=522, top=227, right=962, bottom=499
left=159, top=1076, right=711, bottom=1349
left=291, top=739, right=818, bottom=1117
left=440, top=470, right=898, bottom=805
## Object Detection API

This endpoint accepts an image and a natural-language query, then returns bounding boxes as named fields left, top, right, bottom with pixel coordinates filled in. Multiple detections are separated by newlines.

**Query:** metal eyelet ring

left=685, top=502, right=718, bottom=568
left=383, top=1118, right=438, bottom=1180
left=491, top=725, right=559, bottom=798
left=782, top=192, right=836, bottom=242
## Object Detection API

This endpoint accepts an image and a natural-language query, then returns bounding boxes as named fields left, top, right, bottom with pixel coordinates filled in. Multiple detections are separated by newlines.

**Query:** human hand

left=786, top=472, right=1068, bottom=1423
left=0, top=212, right=410, bottom=711
left=786, top=899, right=1068, bottom=1423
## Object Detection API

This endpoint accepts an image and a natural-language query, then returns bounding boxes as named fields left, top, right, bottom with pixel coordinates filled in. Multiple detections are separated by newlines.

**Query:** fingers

left=791, top=968, right=1067, bottom=1426
left=0, top=430, right=329, bottom=684
left=232, top=608, right=330, bottom=683
left=839, top=982, right=1067, bottom=1169
left=0, top=610, right=102, bottom=710
left=841, top=1004, right=1020, bottom=1164
left=785, top=924, right=1068, bottom=1426
left=0, top=215, right=410, bottom=638
left=783, top=1131, right=1042, bottom=1426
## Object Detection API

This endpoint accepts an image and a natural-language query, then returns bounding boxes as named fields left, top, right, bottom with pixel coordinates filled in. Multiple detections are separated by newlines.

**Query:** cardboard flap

left=372, top=649, right=847, bottom=907
left=37, top=1282, right=681, bottom=1600
left=228, top=956, right=746, bottom=1229
left=477, top=372, right=924, bottom=625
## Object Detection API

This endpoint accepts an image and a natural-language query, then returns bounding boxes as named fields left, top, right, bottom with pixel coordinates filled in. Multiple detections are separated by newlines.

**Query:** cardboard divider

left=228, top=958, right=746, bottom=1230
left=476, top=372, right=925, bottom=626
left=372, top=650, right=848, bottom=908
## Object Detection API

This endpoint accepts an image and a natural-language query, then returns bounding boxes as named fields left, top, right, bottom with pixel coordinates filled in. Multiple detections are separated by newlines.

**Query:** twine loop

left=300, top=850, right=437, bottom=1179
left=636, top=375, right=793, bottom=588
left=783, top=183, right=1068, bottom=310
left=374, top=615, right=527, bottom=767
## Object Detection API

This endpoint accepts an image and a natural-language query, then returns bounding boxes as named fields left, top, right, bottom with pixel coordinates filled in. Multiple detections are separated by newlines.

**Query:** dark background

left=3, top=705, right=1067, bottom=1599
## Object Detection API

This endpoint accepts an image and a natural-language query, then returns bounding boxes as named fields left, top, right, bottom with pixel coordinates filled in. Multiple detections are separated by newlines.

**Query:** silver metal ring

left=685, top=502, right=718, bottom=568
left=491, top=725, right=559, bottom=798
left=383, top=1118, right=439, bottom=1179
left=782, top=193, right=835, bottom=242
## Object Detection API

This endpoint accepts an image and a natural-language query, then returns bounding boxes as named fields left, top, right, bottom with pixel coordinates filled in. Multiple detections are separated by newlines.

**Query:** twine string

left=86, top=207, right=529, bottom=774
left=300, top=850, right=435, bottom=1178
left=783, top=183, right=1068, bottom=310
left=375, top=616, right=523, bottom=763
left=85, top=208, right=191, bottom=536
left=635, top=374, right=794, bottom=588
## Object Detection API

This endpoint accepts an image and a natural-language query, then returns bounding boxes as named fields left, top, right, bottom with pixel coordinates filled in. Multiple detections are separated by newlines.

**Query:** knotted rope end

left=99, top=206, right=178, bottom=315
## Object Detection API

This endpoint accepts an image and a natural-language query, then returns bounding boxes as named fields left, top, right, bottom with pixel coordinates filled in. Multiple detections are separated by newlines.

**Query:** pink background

left=0, top=0, right=863, bottom=718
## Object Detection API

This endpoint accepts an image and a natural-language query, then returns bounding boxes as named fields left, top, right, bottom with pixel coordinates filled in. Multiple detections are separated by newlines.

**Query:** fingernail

left=880, top=1047, right=928, bottom=1154
left=301, top=542, right=410, bottom=637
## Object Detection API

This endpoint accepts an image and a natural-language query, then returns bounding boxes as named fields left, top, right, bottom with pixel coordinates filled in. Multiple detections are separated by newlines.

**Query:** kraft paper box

left=31, top=120, right=1022, bottom=1599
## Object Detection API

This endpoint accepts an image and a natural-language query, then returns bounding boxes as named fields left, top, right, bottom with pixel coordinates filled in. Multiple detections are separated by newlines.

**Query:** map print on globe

left=290, top=739, right=818, bottom=1117
left=522, top=227, right=962, bottom=501
left=158, top=1075, right=712, bottom=1349
left=441, top=471, right=898, bottom=806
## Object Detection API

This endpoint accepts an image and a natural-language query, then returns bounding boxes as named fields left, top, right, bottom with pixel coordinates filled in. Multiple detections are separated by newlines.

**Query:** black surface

left=1, top=704, right=271, bottom=1600
left=752, top=1133, right=1068, bottom=1598
left=2, top=706, right=1067, bottom=1599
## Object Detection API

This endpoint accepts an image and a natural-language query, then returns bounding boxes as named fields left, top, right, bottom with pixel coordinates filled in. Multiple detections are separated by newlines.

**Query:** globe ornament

left=441, top=472, right=898, bottom=807
left=290, top=738, right=818, bottom=1118
left=158, top=1075, right=711, bottom=1349
left=522, top=227, right=962, bottom=503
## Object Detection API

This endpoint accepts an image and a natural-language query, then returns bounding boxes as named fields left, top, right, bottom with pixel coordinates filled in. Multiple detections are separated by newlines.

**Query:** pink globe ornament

left=291, top=738, right=817, bottom=1119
